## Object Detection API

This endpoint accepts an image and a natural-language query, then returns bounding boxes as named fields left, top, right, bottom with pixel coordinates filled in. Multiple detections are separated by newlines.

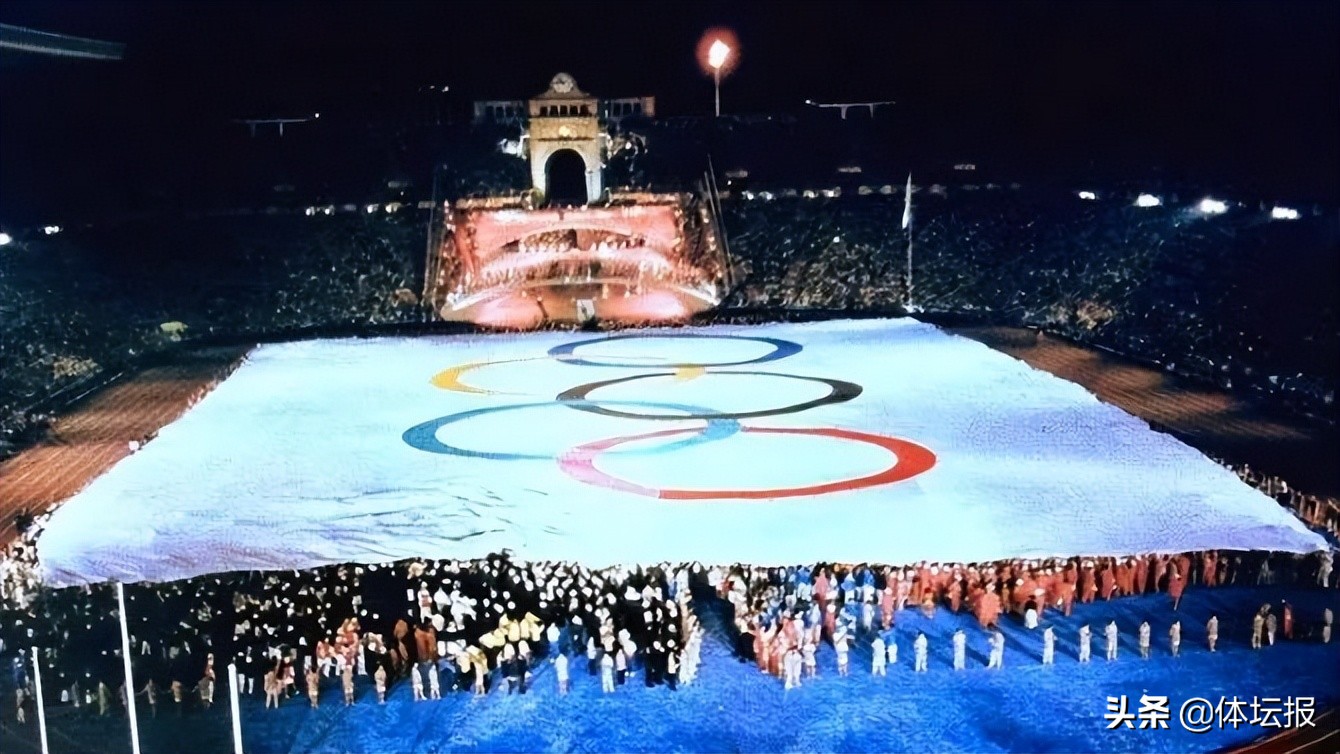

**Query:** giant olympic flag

left=37, top=319, right=1325, bottom=586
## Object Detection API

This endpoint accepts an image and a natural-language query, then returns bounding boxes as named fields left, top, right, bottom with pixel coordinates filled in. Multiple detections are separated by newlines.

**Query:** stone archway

left=530, top=141, right=602, bottom=206
left=545, top=149, right=588, bottom=206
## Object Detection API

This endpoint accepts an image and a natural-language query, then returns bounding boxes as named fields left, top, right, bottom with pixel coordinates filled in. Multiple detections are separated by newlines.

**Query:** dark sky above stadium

left=1, top=0, right=1337, bottom=199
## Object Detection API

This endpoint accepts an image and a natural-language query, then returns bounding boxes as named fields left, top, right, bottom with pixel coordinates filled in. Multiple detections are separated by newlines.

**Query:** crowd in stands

left=723, top=190, right=1338, bottom=420
left=0, top=212, right=425, bottom=458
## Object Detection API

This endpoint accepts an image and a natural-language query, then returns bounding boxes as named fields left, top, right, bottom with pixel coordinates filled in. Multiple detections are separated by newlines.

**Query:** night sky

left=1, top=0, right=1337, bottom=213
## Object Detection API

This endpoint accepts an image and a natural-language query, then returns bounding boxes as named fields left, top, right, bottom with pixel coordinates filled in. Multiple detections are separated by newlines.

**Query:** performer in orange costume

left=1100, top=564, right=1117, bottom=602
left=1168, top=565, right=1185, bottom=611
left=976, top=584, right=1001, bottom=629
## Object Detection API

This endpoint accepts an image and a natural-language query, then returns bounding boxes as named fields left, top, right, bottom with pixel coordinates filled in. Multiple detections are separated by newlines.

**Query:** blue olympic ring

left=403, top=400, right=741, bottom=461
left=546, top=334, right=804, bottom=369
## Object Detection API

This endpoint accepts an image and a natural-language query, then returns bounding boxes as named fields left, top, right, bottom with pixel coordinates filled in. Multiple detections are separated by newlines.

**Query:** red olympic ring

left=557, top=426, right=937, bottom=500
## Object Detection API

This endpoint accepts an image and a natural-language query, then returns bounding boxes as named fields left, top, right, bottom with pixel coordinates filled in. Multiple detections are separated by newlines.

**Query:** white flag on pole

left=901, top=173, right=913, bottom=230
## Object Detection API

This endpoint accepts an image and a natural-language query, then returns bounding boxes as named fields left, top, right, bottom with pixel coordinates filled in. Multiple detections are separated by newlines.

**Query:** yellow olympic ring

left=430, top=357, right=550, bottom=396
left=431, top=356, right=706, bottom=396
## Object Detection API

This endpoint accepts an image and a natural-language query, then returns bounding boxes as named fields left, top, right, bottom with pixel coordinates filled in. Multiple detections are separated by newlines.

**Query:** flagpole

left=32, top=647, right=50, bottom=754
left=116, top=581, right=143, bottom=754
left=229, top=663, right=244, bottom=754
left=902, top=173, right=914, bottom=312
left=906, top=213, right=914, bottom=311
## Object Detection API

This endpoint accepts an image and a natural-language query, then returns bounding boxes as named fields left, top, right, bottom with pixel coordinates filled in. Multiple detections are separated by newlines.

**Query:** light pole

left=708, top=40, right=730, bottom=117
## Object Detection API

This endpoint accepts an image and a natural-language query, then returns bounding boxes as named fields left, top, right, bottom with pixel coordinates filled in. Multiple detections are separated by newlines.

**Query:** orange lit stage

left=423, top=194, right=729, bottom=328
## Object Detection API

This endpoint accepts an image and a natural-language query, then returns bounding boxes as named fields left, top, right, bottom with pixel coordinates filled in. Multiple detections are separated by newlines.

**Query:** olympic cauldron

left=423, top=192, right=731, bottom=328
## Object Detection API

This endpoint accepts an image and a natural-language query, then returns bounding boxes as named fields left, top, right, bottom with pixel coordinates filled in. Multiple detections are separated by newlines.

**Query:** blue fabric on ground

left=239, top=585, right=1339, bottom=753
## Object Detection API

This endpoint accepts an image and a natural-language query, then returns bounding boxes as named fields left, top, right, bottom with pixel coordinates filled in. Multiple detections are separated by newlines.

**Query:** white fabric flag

left=37, top=319, right=1325, bottom=586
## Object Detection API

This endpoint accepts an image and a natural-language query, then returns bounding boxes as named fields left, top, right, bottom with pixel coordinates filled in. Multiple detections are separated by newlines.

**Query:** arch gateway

left=525, top=73, right=607, bottom=205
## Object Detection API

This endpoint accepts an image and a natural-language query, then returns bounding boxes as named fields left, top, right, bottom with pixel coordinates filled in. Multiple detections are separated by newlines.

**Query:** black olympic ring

left=555, top=371, right=864, bottom=421
left=547, top=333, right=803, bottom=369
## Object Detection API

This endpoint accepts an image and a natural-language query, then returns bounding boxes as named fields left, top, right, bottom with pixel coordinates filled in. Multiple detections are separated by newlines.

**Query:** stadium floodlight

left=43, top=225, right=62, bottom=235
left=1135, top=193, right=1162, bottom=208
left=708, top=40, right=730, bottom=70
left=709, top=40, right=730, bottom=117
left=1270, top=206, right=1300, bottom=221
left=366, top=204, right=379, bottom=214
left=698, top=30, right=738, bottom=118
left=1077, top=191, right=1097, bottom=200
left=1197, top=198, right=1228, bottom=215
left=0, top=232, right=11, bottom=246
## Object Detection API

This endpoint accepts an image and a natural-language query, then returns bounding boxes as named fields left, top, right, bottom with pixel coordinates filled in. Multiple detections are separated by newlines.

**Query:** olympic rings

left=403, top=400, right=740, bottom=461
left=556, top=371, right=863, bottom=421
left=547, top=333, right=803, bottom=369
left=558, top=426, right=937, bottom=500
left=406, top=330, right=938, bottom=498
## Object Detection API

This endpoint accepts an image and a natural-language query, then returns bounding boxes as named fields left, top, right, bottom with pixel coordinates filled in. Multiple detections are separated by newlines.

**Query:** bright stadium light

left=1135, top=193, right=1162, bottom=208
left=698, top=29, right=738, bottom=117
left=1270, top=206, right=1300, bottom=221
left=1077, top=191, right=1097, bottom=200
left=709, top=40, right=730, bottom=118
left=43, top=225, right=62, bottom=235
left=1198, top=198, right=1228, bottom=215
left=708, top=39, right=730, bottom=70
left=0, top=232, right=12, bottom=246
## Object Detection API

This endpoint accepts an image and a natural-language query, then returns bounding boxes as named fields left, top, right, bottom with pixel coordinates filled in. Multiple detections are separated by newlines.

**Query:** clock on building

left=550, top=73, right=576, bottom=94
